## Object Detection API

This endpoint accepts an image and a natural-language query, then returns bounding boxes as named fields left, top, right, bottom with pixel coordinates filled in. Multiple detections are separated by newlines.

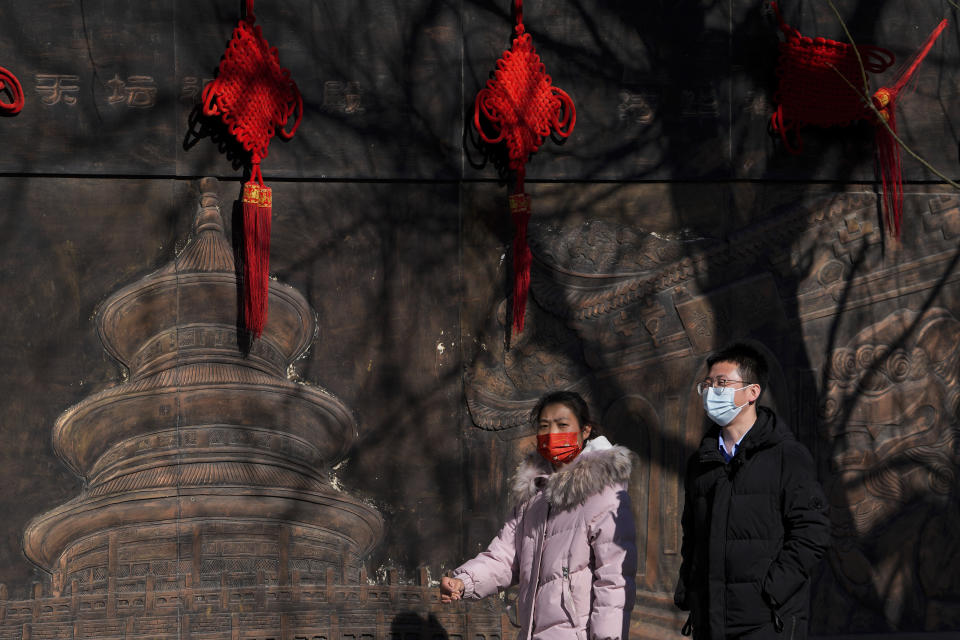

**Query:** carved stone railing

left=0, top=570, right=507, bottom=639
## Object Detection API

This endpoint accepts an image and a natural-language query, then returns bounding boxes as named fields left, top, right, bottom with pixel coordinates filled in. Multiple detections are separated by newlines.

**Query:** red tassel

left=872, top=18, right=947, bottom=238
left=242, top=179, right=271, bottom=337
left=874, top=100, right=903, bottom=236
left=473, top=0, right=575, bottom=339
left=509, top=193, right=532, bottom=335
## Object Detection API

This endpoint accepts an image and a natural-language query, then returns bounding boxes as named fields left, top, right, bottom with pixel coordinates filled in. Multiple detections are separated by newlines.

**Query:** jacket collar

left=510, top=436, right=634, bottom=511
left=696, top=406, right=789, bottom=463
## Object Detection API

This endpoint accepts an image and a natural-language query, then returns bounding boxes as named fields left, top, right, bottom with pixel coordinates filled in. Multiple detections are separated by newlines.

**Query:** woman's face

left=538, top=402, right=591, bottom=447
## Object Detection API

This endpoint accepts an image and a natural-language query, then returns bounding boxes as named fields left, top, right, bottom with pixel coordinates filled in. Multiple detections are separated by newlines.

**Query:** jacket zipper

left=720, top=463, right=732, bottom=638
left=525, top=502, right=550, bottom=640
left=788, top=615, right=797, bottom=640
left=562, top=566, right=577, bottom=620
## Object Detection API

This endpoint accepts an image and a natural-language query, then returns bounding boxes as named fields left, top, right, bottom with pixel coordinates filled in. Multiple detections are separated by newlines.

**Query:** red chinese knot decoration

left=474, top=0, right=575, bottom=335
left=0, top=66, right=24, bottom=115
left=202, top=0, right=302, bottom=338
left=770, top=1, right=946, bottom=237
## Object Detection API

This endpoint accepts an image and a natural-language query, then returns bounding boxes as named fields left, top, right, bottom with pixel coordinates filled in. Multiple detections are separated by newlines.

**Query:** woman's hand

left=439, top=576, right=465, bottom=603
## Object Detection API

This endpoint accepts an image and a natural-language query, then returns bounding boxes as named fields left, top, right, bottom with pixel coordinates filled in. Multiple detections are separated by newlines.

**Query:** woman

left=440, top=391, right=637, bottom=639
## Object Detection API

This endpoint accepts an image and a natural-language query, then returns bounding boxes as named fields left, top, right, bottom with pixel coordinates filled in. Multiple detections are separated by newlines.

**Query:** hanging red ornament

left=202, top=0, right=302, bottom=337
left=474, top=0, right=575, bottom=335
left=0, top=66, right=24, bottom=115
left=870, top=19, right=947, bottom=238
left=769, top=1, right=946, bottom=237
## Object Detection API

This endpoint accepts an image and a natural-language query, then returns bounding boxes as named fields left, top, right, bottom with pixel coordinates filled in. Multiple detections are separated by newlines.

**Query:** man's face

left=704, top=360, right=754, bottom=406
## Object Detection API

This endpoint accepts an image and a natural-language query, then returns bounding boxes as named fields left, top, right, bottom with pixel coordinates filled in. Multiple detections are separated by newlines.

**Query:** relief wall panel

left=1, top=0, right=959, bottom=638
left=461, top=181, right=960, bottom=637
left=0, top=177, right=495, bottom=640
left=3, top=1, right=955, bottom=180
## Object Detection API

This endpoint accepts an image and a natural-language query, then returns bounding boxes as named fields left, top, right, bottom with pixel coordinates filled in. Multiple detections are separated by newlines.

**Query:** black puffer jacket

left=674, top=407, right=830, bottom=640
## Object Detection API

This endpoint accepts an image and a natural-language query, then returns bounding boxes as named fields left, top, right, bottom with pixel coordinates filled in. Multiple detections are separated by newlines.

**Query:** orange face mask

left=537, top=431, right=582, bottom=465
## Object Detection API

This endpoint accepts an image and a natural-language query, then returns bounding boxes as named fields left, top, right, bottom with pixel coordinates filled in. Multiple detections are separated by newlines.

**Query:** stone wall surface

left=0, top=1, right=958, bottom=638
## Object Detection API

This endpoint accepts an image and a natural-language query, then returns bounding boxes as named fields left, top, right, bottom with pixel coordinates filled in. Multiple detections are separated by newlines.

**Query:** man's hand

left=439, top=576, right=465, bottom=603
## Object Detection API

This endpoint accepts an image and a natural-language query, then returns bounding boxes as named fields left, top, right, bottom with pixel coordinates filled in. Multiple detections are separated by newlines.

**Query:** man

left=674, top=343, right=830, bottom=639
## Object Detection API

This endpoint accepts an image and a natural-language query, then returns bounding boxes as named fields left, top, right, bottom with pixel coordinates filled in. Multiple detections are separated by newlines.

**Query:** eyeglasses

left=695, top=377, right=754, bottom=396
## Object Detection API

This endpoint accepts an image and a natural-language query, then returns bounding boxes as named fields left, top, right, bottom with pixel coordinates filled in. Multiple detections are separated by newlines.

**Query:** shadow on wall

left=463, top=0, right=960, bottom=623
left=391, top=612, right=449, bottom=640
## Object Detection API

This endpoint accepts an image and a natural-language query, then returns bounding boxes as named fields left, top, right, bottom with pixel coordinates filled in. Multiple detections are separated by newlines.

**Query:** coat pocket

left=560, top=566, right=578, bottom=623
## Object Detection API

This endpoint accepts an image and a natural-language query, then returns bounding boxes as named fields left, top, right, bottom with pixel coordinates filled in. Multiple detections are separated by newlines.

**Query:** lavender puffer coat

left=454, top=436, right=637, bottom=640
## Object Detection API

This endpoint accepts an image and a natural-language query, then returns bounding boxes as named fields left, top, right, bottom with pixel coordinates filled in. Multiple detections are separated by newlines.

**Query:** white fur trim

left=509, top=442, right=634, bottom=511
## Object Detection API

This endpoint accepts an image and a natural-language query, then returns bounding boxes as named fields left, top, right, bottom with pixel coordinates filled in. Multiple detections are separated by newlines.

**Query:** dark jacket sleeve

left=674, top=455, right=697, bottom=611
left=761, top=441, right=831, bottom=607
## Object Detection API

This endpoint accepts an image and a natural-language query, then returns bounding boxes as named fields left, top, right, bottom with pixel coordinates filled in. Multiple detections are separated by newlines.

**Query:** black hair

left=530, top=390, right=601, bottom=439
left=706, top=342, right=769, bottom=401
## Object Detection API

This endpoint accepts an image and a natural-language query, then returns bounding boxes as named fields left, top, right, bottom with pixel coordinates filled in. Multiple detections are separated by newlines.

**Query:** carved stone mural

left=25, top=187, right=383, bottom=586
left=2, top=1, right=960, bottom=638
left=818, top=308, right=960, bottom=632
left=463, top=184, right=960, bottom=638
left=0, top=182, right=503, bottom=640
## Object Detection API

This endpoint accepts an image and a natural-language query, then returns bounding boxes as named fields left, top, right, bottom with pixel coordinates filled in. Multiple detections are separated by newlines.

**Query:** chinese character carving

left=322, top=81, right=363, bottom=114
left=105, top=74, right=157, bottom=108
left=180, top=76, right=214, bottom=104
left=617, top=89, right=656, bottom=125
left=35, top=74, right=80, bottom=106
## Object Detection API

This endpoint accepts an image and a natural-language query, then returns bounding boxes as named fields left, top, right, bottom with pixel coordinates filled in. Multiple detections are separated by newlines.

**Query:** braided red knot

left=202, top=0, right=302, bottom=338
left=770, top=1, right=946, bottom=237
left=474, top=0, right=576, bottom=334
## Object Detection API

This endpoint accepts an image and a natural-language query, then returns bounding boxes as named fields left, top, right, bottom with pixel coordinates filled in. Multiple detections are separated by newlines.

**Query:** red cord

left=203, top=3, right=302, bottom=338
left=0, top=66, right=24, bottom=115
left=473, top=14, right=576, bottom=194
left=769, top=1, right=894, bottom=149
left=474, top=0, right=576, bottom=336
left=770, top=2, right=947, bottom=238
left=871, top=18, right=948, bottom=238
left=202, top=11, right=301, bottom=166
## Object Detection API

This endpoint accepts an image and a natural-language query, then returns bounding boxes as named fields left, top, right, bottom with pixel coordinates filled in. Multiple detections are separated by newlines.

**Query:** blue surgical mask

left=703, top=386, right=751, bottom=426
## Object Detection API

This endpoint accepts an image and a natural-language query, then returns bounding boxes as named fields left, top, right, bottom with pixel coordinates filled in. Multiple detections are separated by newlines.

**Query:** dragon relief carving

left=820, top=308, right=960, bottom=630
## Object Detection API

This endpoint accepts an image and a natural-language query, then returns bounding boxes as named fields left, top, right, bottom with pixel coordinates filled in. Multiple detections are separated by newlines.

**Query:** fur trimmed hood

left=510, top=436, right=634, bottom=511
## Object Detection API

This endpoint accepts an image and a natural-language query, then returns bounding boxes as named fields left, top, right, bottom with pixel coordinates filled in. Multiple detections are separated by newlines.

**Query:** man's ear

left=747, top=384, right=762, bottom=405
